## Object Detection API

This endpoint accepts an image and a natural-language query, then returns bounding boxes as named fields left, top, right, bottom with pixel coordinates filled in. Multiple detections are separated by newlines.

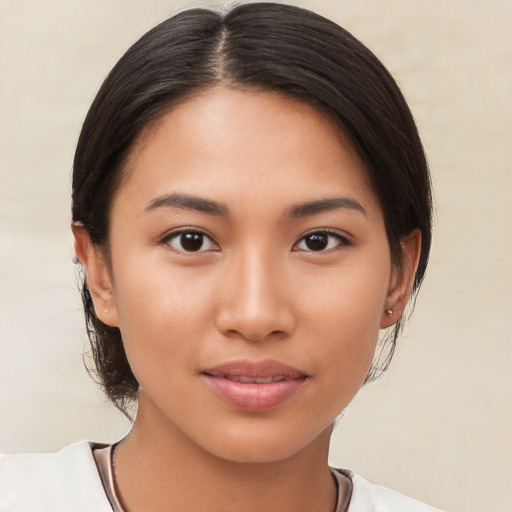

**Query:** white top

left=0, top=442, right=442, bottom=511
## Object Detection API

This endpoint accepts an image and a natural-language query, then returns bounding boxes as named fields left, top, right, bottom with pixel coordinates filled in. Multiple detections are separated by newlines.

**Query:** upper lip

left=203, top=359, right=308, bottom=380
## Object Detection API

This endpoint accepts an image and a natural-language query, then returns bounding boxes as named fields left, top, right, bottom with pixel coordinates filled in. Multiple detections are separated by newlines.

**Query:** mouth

left=202, top=360, right=308, bottom=412
left=215, top=375, right=289, bottom=383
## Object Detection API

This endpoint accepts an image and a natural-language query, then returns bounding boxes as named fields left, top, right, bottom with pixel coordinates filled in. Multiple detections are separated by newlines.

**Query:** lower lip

left=204, top=376, right=306, bottom=412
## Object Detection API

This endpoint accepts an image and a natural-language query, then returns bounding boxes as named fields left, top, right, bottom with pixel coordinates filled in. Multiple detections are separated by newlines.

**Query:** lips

left=202, top=360, right=308, bottom=412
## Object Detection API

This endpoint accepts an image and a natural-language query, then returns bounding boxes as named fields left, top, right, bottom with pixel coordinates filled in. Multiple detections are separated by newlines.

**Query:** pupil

left=181, top=233, right=203, bottom=252
left=306, top=233, right=328, bottom=251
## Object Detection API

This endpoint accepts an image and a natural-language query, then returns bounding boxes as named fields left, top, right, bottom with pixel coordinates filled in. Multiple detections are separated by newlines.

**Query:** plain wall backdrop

left=0, top=1, right=511, bottom=511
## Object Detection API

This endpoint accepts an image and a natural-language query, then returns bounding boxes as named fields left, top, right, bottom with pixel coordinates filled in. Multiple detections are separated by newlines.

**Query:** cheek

left=297, top=256, right=391, bottom=383
left=110, top=257, right=217, bottom=372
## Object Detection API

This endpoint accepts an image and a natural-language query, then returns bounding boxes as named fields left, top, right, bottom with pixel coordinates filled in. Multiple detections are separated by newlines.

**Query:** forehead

left=115, top=86, right=380, bottom=218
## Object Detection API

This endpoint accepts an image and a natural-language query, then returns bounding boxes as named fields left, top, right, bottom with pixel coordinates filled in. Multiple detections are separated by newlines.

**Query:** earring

left=103, top=308, right=109, bottom=314
left=385, top=308, right=393, bottom=316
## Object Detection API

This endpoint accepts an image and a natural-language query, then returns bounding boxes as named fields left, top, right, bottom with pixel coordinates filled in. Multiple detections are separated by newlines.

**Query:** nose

left=215, top=250, right=296, bottom=342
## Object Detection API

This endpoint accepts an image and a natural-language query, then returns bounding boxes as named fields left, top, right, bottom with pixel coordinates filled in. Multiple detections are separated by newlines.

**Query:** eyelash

left=160, top=228, right=350, bottom=254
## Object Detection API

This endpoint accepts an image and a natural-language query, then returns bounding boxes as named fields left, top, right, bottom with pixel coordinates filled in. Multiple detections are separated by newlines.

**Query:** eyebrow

left=287, top=197, right=367, bottom=217
left=144, top=193, right=230, bottom=216
left=144, top=193, right=366, bottom=218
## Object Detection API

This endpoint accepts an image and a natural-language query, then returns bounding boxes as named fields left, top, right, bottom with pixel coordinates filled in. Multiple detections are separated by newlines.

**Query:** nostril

left=222, top=327, right=289, bottom=343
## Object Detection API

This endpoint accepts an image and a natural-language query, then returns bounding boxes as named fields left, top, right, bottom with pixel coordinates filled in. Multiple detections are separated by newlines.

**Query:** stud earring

left=385, top=308, right=393, bottom=316
left=103, top=308, right=109, bottom=314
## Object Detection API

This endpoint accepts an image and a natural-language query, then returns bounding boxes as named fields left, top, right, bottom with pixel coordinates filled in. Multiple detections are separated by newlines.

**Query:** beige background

left=1, top=1, right=511, bottom=511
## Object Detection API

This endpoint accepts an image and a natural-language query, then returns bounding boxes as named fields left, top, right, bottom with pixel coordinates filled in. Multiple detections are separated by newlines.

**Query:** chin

left=200, top=421, right=332, bottom=465
left=217, top=442, right=295, bottom=464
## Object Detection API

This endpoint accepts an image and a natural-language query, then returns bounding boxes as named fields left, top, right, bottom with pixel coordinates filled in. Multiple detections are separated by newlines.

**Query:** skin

left=74, top=87, right=421, bottom=512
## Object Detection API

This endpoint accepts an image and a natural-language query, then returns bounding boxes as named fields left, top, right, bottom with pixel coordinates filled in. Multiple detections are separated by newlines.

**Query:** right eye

left=164, top=230, right=218, bottom=253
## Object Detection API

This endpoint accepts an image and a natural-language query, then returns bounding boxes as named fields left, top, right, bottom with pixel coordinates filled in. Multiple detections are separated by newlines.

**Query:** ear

left=381, top=229, right=422, bottom=329
left=72, top=222, right=119, bottom=327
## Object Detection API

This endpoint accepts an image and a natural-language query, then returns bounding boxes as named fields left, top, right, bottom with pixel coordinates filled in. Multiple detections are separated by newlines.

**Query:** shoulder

left=333, top=469, right=443, bottom=512
left=0, top=441, right=112, bottom=512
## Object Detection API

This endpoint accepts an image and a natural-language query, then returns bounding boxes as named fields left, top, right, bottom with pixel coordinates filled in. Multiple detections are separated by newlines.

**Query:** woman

left=1, top=3, right=440, bottom=511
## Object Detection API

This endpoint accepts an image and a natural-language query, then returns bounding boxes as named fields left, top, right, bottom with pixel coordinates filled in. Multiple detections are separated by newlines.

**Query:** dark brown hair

left=72, top=3, right=432, bottom=415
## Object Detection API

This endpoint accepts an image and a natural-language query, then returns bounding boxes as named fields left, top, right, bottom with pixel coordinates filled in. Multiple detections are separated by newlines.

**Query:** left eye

left=295, top=232, right=346, bottom=252
left=165, top=231, right=218, bottom=253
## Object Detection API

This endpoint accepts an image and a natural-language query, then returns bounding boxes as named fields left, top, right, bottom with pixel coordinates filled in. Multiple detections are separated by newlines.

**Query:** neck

left=113, top=397, right=340, bottom=512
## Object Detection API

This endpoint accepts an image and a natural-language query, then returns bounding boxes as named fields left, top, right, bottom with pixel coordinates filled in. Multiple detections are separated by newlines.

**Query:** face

left=81, top=87, right=416, bottom=464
